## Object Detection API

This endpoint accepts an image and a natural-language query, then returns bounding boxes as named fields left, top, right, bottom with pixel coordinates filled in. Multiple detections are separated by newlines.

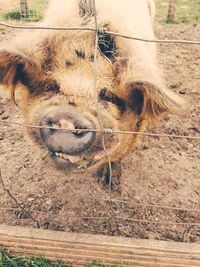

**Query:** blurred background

left=0, top=0, right=199, bottom=24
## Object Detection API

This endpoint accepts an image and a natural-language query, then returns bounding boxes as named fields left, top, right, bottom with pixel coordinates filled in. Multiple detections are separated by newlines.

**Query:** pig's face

left=0, top=31, right=184, bottom=170
left=0, top=32, right=128, bottom=169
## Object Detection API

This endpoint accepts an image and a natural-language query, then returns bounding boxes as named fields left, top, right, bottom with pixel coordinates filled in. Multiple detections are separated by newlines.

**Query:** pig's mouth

left=50, top=150, right=94, bottom=169
left=54, top=152, right=81, bottom=163
left=50, top=151, right=82, bottom=169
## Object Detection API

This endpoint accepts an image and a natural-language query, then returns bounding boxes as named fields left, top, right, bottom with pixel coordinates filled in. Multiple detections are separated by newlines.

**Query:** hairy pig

left=0, top=0, right=185, bottom=183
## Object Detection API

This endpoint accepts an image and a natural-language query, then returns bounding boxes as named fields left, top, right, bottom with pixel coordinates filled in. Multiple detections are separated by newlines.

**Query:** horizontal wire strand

left=2, top=197, right=200, bottom=214
left=1, top=213, right=200, bottom=227
left=0, top=21, right=200, bottom=45
left=94, top=197, right=200, bottom=213
left=0, top=22, right=95, bottom=32
left=0, top=120, right=200, bottom=140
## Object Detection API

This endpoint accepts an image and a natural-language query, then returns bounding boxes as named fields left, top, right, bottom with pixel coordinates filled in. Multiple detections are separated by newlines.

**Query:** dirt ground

left=0, top=22, right=200, bottom=244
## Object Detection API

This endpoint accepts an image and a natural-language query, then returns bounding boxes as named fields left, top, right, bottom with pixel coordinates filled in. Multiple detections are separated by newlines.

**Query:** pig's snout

left=39, top=108, right=96, bottom=158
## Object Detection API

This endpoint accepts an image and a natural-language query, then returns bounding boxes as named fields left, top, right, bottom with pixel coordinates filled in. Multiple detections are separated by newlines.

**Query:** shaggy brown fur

left=0, top=0, right=185, bottom=183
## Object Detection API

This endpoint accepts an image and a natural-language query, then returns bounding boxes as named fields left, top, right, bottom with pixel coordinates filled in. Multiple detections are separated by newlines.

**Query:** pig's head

left=0, top=31, right=184, bottom=170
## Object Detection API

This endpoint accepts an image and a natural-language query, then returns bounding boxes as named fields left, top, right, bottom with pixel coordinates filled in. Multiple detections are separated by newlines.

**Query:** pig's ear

left=126, top=81, right=186, bottom=122
left=0, top=50, right=34, bottom=87
left=0, top=50, right=46, bottom=102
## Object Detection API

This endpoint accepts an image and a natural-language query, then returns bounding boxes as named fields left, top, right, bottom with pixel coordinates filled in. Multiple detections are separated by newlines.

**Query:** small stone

left=27, top=198, right=35, bottom=202
left=1, top=114, right=9, bottom=120
left=46, top=199, right=53, bottom=205
left=179, top=89, right=186, bottom=95
left=170, top=84, right=178, bottom=89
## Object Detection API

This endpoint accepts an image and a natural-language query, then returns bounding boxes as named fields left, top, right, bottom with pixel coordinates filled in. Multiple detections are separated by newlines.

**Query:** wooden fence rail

left=1, top=224, right=200, bottom=266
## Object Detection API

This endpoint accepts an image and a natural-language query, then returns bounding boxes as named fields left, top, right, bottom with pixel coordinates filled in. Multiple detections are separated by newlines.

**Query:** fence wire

left=0, top=1, right=200, bottom=236
left=91, top=0, right=113, bottom=191
left=0, top=21, right=200, bottom=45
left=0, top=120, right=200, bottom=140
left=2, top=195, right=200, bottom=214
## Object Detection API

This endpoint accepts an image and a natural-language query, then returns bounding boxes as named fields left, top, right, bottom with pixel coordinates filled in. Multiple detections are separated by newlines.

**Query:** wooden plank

left=0, top=224, right=200, bottom=266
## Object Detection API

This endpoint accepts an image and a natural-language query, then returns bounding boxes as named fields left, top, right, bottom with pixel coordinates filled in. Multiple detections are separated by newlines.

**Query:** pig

left=0, top=0, right=185, bottom=185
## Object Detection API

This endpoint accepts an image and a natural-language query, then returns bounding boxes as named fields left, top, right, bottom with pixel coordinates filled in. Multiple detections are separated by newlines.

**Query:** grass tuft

left=0, top=248, right=71, bottom=267
left=0, top=248, right=125, bottom=267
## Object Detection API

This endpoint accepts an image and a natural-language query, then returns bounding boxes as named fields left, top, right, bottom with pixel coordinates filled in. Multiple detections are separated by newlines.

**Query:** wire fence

left=0, top=0, right=200, bottom=247
left=0, top=120, right=200, bottom=140
left=0, top=21, right=200, bottom=45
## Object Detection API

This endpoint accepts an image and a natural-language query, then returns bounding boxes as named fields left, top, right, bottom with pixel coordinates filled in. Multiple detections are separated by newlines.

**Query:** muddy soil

left=0, top=23, right=200, bottom=243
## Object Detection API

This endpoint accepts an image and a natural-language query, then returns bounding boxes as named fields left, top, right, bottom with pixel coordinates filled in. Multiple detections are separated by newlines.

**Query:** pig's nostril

left=47, top=119, right=58, bottom=130
left=47, top=119, right=55, bottom=127
left=73, top=125, right=87, bottom=138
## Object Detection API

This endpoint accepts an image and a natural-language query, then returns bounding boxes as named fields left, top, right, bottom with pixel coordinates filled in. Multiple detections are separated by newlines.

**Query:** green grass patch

left=0, top=248, right=125, bottom=267
left=27, top=0, right=49, bottom=21
left=0, top=0, right=48, bottom=21
left=2, top=11, right=21, bottom=20
left=156, top=0, right=200, bottom=24
left=0, top=248, right=71, bottom=267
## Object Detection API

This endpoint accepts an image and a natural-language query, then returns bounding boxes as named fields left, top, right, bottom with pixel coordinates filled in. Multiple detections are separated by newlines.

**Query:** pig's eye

left=89, top=55, right=94, bottom=62
left=99, top=88, right=126, bottom=112
left=98, top=32, right=116, bottom=60
left=65, top=61, right=73, bottom=67
left=45, top=80, right=60, bottom=93
left=75, top=50, right=85, bottom=59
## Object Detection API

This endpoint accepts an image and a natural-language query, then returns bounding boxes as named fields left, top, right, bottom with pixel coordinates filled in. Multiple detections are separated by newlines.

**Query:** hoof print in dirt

left=97, top=162, right=121, bottom=191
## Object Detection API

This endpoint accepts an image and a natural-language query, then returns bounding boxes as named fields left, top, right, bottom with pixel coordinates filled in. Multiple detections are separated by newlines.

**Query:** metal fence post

left=19, top=0, right=29, bottom=19
left=167, top=0, right=177, bottom=21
